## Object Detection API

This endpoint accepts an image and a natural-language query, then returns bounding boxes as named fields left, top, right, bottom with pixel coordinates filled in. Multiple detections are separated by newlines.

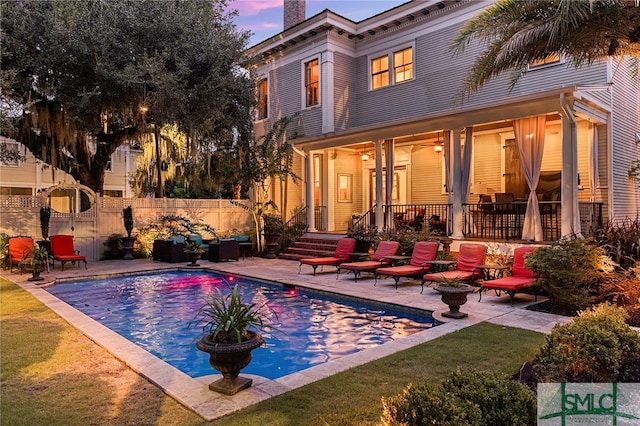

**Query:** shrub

left=592, top=217, right=640, bottom=267
left=381, top=370, right=536, bottom=426
left=532, top=303, right=640, bottom=383
left=378, top=228, right=434, bottom=256
left=524, top=236, right=614, bottom=309
left=101, top=233, right=148, bottom=260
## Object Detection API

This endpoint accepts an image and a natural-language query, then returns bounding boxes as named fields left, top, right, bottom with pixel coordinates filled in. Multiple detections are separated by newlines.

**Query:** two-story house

left=248, top=0, right=639, bottom=243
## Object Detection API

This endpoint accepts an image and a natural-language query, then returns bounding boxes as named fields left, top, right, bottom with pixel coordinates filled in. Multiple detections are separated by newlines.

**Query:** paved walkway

left=3, top=257, right=569, bottom=421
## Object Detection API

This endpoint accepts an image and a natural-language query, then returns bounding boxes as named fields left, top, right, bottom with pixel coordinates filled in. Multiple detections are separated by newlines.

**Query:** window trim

left=368, top=42, right=415, bottom=91
left=301, top=55, right=321, bottom=109
left=256, top=76, right=269, bottom=121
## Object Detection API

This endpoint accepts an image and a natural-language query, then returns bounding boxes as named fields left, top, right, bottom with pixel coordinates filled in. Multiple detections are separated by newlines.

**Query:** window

left=337, top=174, right=352, bottom=202
left=393, top=47, right=413, bottom=83
left=369, top=45, right=413, bottom=90
left=305, top=59, right=319, bottom=107
left=257, top=78, right=268, bottom=120
left=0, top=141, right=21, bottom=166
left=530, top=53, right=561, bottom=69
left=371, top=55, right=389, bottom=89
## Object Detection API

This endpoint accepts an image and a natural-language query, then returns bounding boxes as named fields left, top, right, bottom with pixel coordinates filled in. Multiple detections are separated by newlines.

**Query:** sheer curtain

left=513, top=115, right=546, bottom=241
left=588, top=124, right=598, bottom=203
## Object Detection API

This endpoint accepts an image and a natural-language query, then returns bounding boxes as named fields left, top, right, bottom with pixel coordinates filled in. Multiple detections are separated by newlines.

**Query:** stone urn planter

left=120, top=236, right=136, bottom=260
left=196, top=331, right=265, bottom=395
left=434, top=283, right=475, bottom=319
left=184, top=249, right=205, bottom=267
left=263, top=234, right=281, bottom=259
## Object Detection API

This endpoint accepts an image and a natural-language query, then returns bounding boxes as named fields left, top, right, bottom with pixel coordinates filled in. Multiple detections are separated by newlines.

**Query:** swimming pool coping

left=7, top=259, right=570, bottom=421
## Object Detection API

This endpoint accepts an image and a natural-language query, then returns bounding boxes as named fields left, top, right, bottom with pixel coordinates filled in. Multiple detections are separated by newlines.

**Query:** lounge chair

left=337, top=240, right=400, bottom=281
left=153, top=236, right=188, bottom=263
left=8, top=236, right=35, bottom=273
left=50, top=234, right=87, bottom=271
left=478, top=246, right=538, bottom=306
left=298, top=237, right=356, bottom=275
left=375, top=241, right=439, bottom=289
left=421, top=243, right=487, bottom=293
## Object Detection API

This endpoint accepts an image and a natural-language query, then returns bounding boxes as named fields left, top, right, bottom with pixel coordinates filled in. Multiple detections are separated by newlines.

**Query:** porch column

left=375, top=140, right=384, bottom=230
left=451, top=129, right=464, bottom=239
left=321, top=51, right=335, bottom=134
left=384, top=139, right=394, bottom=229
left=305, top=151, right=316, bottom=232
left=560, top=94, right=581, bottom=236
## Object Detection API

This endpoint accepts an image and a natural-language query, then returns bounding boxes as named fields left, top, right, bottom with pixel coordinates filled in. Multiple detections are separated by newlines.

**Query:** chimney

left=284, top=0, right=305, bottom=30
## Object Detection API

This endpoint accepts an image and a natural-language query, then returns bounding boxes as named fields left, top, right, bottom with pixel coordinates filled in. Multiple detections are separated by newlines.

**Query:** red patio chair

left=337, top=240, right=400, bottom=281
left=8, top=236, right=35, bottom=273
left=298, top=238, right=356, bottom=275
left=50, top=234, right=87, bottom=271
left=375, top=241, right=439, bottom=289
left=478, top=246, right=538, bottom=306
left=421, top=243, right=487, bottom=293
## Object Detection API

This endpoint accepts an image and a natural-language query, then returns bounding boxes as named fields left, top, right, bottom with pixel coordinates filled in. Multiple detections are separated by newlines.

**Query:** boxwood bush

left=532, top=303, right=640, bottom=383
left=381, top=370, right=536, bottom=426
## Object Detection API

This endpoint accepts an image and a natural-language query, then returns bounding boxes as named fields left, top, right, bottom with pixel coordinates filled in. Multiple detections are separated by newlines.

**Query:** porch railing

left=580, top=202, right=604, bottom=236
left=385, top=204, right=450, bottom=235
left=314, top=205, right=327, bottom=231
left=281, top=207, right=309, bottom=251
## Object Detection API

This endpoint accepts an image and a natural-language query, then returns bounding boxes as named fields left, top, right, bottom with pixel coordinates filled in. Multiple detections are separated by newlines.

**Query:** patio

left=2, top=257, right=569, bottom=421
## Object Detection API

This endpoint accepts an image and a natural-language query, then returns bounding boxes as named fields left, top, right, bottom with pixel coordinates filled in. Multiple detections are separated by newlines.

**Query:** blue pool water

left=46, top=271, right=438, bottom=380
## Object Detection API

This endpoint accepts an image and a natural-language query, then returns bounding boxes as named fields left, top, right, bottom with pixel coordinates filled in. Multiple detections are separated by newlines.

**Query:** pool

left=46, top=270, right=438, bottom=380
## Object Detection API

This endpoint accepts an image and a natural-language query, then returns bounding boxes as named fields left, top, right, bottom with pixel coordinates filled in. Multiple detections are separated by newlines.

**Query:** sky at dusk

left=229, top=0, right=409, bottom=46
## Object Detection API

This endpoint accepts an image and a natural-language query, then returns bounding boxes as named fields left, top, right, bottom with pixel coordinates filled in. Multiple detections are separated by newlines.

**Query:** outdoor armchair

left=50, top=234, right=87, bottom=271
left=298, top=237, right=356, bottom=276
left=8, top=236, right=35, bottom=273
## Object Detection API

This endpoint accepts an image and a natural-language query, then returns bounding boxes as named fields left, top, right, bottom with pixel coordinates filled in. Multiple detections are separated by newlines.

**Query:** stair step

left=278, top=233, right=347, bottom=261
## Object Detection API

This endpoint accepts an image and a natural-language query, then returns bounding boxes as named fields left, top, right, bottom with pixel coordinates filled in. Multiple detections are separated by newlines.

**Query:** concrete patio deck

left=2, top=257, right=570, bottom=421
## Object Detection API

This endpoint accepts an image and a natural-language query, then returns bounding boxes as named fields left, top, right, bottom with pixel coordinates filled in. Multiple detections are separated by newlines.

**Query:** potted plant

left=191, top=285, right=276, bottom=395
left=121, top=206, right=135, bottom=260
left=183, top=239, right=205, bottom=267
left=25, top=245, right=49, bottom=282
left=433, top=276, right=475, bottom=319
left=262, top=213, right=284, bottom=259
left=37, top=206, right=52, bottom=254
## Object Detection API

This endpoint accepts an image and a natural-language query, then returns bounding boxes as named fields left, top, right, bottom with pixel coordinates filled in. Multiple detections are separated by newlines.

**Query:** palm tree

left=451, top=0, right=640, bottom=95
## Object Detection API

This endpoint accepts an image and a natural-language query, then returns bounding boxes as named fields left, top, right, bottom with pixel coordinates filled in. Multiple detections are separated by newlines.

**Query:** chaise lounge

left=478, top=246, right=538, bottom=306
left=50, top=234, right=87, bottom=271
left=421, top=243, right=487, bottom=293
left=298, top=237, right=356, bottom=276
left=337, top=240, right=400, bottom=281
left=375, top=241, right=439, bottom=289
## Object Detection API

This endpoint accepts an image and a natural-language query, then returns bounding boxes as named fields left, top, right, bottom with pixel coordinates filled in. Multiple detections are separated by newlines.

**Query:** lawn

left=1, top=278, right=545, bottom=425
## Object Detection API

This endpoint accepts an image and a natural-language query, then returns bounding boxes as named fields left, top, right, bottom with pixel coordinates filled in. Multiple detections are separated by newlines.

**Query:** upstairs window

left=371, top=55, right=389, bottom=89
left=530, top=53, right=561, bottom=69
left=257, top=78, right=268, bottom=120
left=369, top=44, right=414, bottom=90
left=305, top=58, right=319, bottom=107
left=394, top=47, right=413, bottom=83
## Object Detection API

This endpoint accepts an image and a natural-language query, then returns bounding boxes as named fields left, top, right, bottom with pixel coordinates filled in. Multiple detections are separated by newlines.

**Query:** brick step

left=278, top=233, right=346, bottom=261
left=290, top=242, right=337, bottom=251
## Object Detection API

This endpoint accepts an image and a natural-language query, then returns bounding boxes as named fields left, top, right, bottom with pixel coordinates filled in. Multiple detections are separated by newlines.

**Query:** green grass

left=1, top=278, right=545, bottom=425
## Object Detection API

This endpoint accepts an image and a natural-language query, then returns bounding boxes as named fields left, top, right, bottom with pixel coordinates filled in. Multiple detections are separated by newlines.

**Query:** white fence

left=0, top=196, right=253, bottom=261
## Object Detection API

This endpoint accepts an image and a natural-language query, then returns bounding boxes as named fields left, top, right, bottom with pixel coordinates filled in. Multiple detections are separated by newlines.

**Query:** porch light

left=434, top=144, right=443, bottom=153
left=361, top=153, right=369, bottom=161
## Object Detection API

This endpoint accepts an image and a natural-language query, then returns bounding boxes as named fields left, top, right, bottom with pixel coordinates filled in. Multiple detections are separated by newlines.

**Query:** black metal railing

left=281, top=208, right=308, bottom=251
left=385, top=204, right=450, bottom=235
left=579, top=202, right=604, bottom=236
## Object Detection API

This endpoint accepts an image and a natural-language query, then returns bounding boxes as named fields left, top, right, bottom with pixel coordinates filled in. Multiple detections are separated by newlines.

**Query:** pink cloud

left=229, top=0, right=282, bottom=17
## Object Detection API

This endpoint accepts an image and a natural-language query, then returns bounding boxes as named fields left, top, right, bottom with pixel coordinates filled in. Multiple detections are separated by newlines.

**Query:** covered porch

left=295, top=86, right=610, bottom=243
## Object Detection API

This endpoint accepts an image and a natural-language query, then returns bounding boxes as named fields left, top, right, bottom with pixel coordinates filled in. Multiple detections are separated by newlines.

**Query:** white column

left=375, top=140, right=384, bottom=230
left=451, top=129, right=464, bottom=238
left=384, top=139, right=394, bottom=229
left=321, top=51, right=334, bottom=134
left=305, top=152, right=316, bottom=232
left=560, top=95, right=581, bottom=236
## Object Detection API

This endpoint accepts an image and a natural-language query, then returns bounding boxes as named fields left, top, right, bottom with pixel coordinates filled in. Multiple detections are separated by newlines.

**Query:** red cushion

left=512, top=247, right=537, bottom=278
left=455, top=243, right=487, bottom=272
left=482, top=276, right=535, bottom=291
left=334, top=238, right=357, bottom=262
left=300, top=257, right=341, bottom=266
left=9, top=237, right=34, bottom=261
left=340, top=260, right=391, bottom=271
left=372, top=241, right=400, bottom=261
left=50, top=235, right=77, bottom=257
left=53, top=254, right=86, bottom=262
left=376, top=265, right=423, bottom=277
left=409, top=241, right=438, bottom=267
